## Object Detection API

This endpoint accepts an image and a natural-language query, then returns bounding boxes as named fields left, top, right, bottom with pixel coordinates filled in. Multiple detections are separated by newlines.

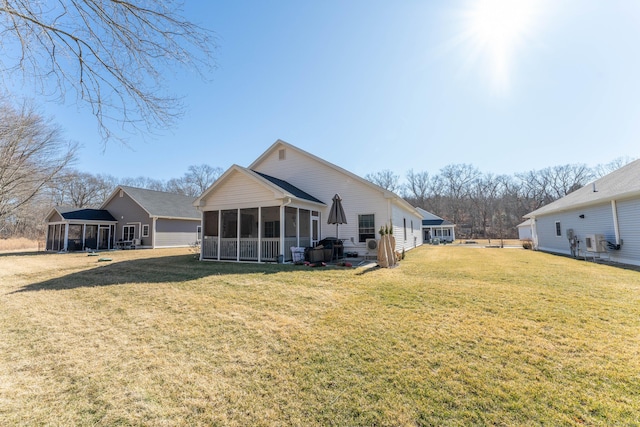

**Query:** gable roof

left=195, top=165, right=327, bottom=207
left=248, top=139, right=422, bottom=216
left=415, top=207, right=455, bottom=227
left=102, top=186, right=200, bottom=220
left=525, top=159, right=640, bottom=218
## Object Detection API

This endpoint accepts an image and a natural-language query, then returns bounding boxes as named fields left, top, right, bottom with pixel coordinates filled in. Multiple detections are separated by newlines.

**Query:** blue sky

left=40, top=0, right=640, bottom=183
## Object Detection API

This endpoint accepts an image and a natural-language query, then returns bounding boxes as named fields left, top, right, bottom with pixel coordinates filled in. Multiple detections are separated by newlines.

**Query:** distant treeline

left=3, top=158, right=633, bottom=241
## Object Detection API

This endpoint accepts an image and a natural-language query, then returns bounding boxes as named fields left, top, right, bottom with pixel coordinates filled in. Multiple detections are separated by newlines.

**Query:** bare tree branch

left=0, top=0, right=217, bottom=145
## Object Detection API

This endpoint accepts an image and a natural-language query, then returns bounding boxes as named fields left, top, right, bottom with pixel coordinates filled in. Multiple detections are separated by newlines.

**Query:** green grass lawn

left=1, top=247, right=639, bottom=426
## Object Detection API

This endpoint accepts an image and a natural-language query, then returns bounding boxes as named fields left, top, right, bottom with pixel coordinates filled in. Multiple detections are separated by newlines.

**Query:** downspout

left=236, top=209, right=241, bottom=262
left=611, top=200, right=621, bottom=246
left=152, top=217, right=157, bottom=249
left=199, top=211, right=204, bottom=261
left=63, top=223, right=69, bottom=252
left=257, top=206, right=262, bottom=262
left=280, top=198, right=292, bottom=262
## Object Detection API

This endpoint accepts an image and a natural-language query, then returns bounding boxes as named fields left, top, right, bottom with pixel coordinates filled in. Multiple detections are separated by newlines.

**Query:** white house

left=524, top=159, right=640, bottom=265
left=416, top=207, right=456, bottom=243
left=194, top=140, right=424, bottom=262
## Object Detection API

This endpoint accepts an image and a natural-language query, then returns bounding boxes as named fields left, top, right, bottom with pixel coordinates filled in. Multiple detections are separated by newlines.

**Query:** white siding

left=201, top=170, right=278, bottom=210
left=614, top=198, right=640, bottom=265
left=255, top=145, right=424, bottom=254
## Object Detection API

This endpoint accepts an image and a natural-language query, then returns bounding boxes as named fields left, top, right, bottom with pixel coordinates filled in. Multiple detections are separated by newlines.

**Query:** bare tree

left=365, top=169, right=400, bottom=192
left=405, top=169, right=430, bottom=208
left=0, top=101, right=77, bottom=230
left=50, top=170, right=114, bottom=207
left=593, top=157, right=635, bottom=178
left=0, top=1, right=216, bottom=144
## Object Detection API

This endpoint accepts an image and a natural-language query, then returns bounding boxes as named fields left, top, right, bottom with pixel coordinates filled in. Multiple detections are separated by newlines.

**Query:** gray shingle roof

left=119, top=186, right=200, bottom=219
left=525, top=159, right=640, bottom=217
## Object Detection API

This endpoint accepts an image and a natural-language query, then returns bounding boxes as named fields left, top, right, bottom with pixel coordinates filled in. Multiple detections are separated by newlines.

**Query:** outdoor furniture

left=318, top=237, right=344, bottom=260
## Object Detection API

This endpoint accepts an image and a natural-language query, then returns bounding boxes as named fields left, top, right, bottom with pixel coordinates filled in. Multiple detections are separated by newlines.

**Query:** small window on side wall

left=142, top=224, right=149, bottom=237
left=555, top=221, right=561, bottom=237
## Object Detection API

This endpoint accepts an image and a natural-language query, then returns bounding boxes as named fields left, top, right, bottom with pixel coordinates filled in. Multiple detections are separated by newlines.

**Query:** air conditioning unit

left=366, top=238, right=378, bottom=253
left=585, top=234, right=607, bottom=252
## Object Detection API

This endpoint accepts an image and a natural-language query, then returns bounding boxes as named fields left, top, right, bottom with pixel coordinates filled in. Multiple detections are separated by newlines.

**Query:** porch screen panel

left=220, top=209, right=238, bottom=260
left=46, top=225, right=54, bottom=250
left=85, top=225, right=98, bottom=250
left=261, top=206, right=279, bottom=261
left=53, top=224, right=62, bottom=251
left=68, top=225, right=83, bottom=251
left=240, top=208, right=258, bottom=261
left=284, top=207, right=297, bottom=261
left=299, top=209, right=311, bottom=247
left=203, top=211, right=219, bottom=259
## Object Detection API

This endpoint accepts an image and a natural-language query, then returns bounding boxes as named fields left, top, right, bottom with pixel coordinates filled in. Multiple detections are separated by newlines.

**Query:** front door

left=99, top=227, right=111, bottom=250
left=311, top=211, right=320, bottom=246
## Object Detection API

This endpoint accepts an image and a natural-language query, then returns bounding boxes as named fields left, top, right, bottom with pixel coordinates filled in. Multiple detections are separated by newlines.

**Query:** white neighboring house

left=517, top=219, right=533, bottom=241
left=194, top=140, right=424, bottom=262
left=416, top=207, right=456, bottom=243
left=524, top=159, right=640, bottom=266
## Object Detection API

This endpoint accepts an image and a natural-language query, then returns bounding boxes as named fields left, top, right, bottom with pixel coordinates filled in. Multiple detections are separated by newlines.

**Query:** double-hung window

left=358, top=214, right=375, bottom=242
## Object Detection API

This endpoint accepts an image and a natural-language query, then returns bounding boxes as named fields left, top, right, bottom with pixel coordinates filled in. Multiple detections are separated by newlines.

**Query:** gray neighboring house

left=45, top=207, right=118, bottom=252
left=45, top=186, right=201, bottom=251
left=524, top=159, right=640, bottom=266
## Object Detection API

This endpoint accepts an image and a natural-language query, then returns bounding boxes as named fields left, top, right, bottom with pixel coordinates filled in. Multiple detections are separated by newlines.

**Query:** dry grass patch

left=0, top=237, right=42, bottom=252
left=1, top=247, right=639, bottom=425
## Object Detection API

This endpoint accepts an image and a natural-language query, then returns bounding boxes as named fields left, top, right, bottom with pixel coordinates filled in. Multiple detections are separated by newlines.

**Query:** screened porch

left=46, top=222, right=116, bottom=252
left=201, top=206, right=320, bottom=262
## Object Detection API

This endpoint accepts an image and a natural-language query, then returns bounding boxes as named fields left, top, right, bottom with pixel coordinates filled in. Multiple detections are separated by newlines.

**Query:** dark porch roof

left=422, top=219, right=454, bottom=227
left=59, top=208, right=117, bottom=222
left=252, top=170, right=325, bottom=204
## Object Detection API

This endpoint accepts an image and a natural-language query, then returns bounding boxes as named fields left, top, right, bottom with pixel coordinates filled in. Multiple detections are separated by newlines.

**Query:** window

left=196, top=225, right=202, bottom=242
left=403, top=218, right=407, bottom=241
left=142, top=224, right=149, bottom=237
left=358, top=214, right=375, bottom=242
left=555, top=221, right=561, bottom=237
left=123, top=225, right=135, bottom=241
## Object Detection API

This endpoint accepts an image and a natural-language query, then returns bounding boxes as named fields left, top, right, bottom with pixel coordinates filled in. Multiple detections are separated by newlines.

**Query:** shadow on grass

left=11, top=254, right=310, bottom=293
left=0, top=250, right=50, bottom=257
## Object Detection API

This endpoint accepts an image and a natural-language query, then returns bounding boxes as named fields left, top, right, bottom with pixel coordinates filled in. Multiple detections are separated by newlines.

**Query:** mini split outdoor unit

left=366, top=238, right=378, bottom=253
left=585, top=234, right=607, bottom=253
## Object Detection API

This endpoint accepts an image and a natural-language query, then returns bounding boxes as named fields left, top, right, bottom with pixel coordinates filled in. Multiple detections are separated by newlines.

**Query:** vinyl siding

left=254, top=145, right=422, bottom=253
left=614, top=198, right=640, bottom=265
left=104, top=191, right=151, bottom=242
left=154, top=218, right=200, bottom=248
left=200, top=170, right=278, bottom=211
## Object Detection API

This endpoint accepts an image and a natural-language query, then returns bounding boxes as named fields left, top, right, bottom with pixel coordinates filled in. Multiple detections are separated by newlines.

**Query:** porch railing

left=202, top=236, right=290, bottom=262
left=203, top=236, right=218, bottom=259
left=220, top=238, right=237, bottom=260
left=261, top=238, right=279, bottom=261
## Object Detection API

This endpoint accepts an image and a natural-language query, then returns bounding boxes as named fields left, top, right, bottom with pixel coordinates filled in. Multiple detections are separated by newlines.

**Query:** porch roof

left=251, top=170, right=325, bottom=204
left=422, top=219, right=454, bottom=227
left=57, top=207, right=117, bottom=222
